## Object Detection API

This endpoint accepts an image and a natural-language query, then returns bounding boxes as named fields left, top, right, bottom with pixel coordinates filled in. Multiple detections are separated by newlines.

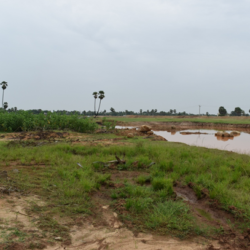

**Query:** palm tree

left=95, top=91, right=105, bottom=118
left=93, top=92, right=98, bottom=116
left=1, top=81, right=8, bottom=108
left=3, top=102, right=8, bottom=110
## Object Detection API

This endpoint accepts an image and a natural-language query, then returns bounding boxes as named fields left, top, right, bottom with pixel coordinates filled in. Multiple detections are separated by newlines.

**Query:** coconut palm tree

left=95, top=91, right=105, bottom=118
left=3, top=102, right=8, bottom=110
left=1, top=81, right=8, bottom=108
left=93, top=92, right=98, bottom=116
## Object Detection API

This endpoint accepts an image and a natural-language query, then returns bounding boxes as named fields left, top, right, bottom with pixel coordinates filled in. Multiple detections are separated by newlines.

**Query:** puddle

left=153, top=129, right=250, bottom=154
left=115, top=126, right=137, bottom=129
left=116, top=126, right=250, bottom=154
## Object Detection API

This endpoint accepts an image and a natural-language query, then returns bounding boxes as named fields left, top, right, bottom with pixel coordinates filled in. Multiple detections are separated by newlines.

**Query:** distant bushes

left=0, top=111, right=97, bottom=132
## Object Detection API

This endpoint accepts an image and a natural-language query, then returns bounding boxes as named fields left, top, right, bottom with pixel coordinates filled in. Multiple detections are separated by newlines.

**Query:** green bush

left=146, top=201, right=193, bottom=231
left=136, top=175, right=151, bottom=185
left=125, top=197, right=153, bottom=213
left=102, top=117, right=116, bottom=130
left=152, top=177, right=173, bottom=194
left=0, top=111, right=97, bottom=132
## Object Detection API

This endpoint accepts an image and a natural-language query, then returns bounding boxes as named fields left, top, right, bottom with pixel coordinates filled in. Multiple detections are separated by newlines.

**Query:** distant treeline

left=5, top=107, right=249, bottom=116
left=5, top=108, right=216, bottom=116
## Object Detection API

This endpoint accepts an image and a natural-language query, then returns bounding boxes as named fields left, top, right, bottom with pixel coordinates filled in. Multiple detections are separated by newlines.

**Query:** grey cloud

left=0, top=0, right=250, bottom=114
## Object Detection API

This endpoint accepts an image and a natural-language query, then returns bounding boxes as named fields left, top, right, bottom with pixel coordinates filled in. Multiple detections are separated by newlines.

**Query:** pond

left=153, top=129, right=250, bottom=154
left=115, top=126, right=250, bottom=154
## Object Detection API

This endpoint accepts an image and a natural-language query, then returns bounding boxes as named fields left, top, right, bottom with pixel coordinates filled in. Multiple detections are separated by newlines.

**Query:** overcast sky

left=1, top=0, right=250, bottom=114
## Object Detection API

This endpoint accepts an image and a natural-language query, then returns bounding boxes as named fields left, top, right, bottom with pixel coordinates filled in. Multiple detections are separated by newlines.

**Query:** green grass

left=107, top=116, right=250, bottom=125
left=1, top=133, right=250, bottom=238
left=0, top=110, right=97, bottom=132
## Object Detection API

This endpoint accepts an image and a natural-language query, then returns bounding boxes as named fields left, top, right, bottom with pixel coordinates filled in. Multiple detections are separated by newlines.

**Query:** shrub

left=136, top=175, right=151, bottom=185
left=125, top=198, right=153, bottom=213
left=0, top=111, right=97, bottom=132
left=152, top=177, right=173, bottom=194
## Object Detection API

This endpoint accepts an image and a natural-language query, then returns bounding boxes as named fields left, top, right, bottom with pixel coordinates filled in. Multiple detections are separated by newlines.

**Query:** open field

left=0, top=129, right=250, bottom=249
left=107, top=115, right=250, bottom=125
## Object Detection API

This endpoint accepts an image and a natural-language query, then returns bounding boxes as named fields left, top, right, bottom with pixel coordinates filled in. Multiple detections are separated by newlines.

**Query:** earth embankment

left=115, top=120, right=250, bottom=132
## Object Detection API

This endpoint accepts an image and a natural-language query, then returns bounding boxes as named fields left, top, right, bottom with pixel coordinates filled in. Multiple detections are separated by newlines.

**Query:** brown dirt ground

left=0, top=191, right=220, bottom=250
left=114, top=128, right=167, bottom=141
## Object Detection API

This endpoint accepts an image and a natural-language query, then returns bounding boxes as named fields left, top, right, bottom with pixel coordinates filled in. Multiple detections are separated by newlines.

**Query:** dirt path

left=0, top=193, right=216, bottom=250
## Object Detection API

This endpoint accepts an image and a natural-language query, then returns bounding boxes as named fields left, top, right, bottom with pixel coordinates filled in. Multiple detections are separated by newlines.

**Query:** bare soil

left=114, top=128, right=167, bottom=141
left=0, top=191, right=217, bottom=250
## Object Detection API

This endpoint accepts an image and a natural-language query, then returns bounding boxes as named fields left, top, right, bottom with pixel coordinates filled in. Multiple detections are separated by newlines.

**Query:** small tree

left=218, top=106, right=227, bottom=116
left=1, top=81, right=8, bottom=108
left=234, top=107, right=243, bottom=116
left=3, top=102, right=8, bottom=110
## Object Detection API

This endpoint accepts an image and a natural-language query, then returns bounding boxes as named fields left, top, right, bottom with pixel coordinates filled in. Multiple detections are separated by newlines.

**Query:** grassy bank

left=1, top=133, right=250, bottom=239
left=107, top=116, right=250, bottom=125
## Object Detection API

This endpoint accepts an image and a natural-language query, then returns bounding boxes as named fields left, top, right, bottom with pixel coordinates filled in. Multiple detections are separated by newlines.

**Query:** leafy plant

left=0, top=111, right=97, bottom=132
left=102, top=117, right=116, bottom=130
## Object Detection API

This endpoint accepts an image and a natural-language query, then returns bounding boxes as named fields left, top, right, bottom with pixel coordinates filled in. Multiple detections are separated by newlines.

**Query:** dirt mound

left=115, top=128, right=167, bottom=141
left=9, top=131, right=69, bottom=141
left=215, top=131, right=234, bottom=137
left=139, top=125, right=152, bottom=132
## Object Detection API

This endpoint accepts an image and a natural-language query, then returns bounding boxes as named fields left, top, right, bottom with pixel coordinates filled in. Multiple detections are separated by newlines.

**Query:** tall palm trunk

left=2, top=90, right=4, bottom=108
left=95, top=99, right=102, bottom=118
left=94, top=98, right=97, bottom=117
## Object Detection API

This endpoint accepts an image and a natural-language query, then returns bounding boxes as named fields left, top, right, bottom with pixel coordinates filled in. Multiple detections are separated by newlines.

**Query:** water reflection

left=215, top=136, right=233, bottom=142
left=153, top=129, right=250, bottom=155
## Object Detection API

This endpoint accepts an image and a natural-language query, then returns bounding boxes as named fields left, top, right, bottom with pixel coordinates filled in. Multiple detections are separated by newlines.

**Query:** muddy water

left=115, top=126, right=250, bottom=154
left=154, top=129, right=250, bottom=154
